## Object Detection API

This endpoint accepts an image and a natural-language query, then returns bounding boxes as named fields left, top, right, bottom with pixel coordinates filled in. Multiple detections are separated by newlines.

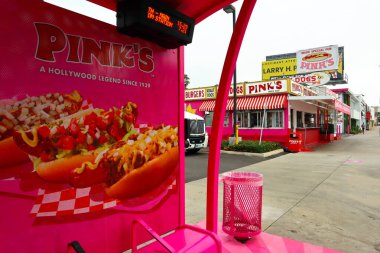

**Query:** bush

left=221, top=140, right=281, bottom=153
left=221, top=140, right=230, bottom=150
left=350, top=125, right=361, bottom=135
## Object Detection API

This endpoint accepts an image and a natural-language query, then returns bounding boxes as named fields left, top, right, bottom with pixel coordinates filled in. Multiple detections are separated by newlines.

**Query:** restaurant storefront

left=185, top=79, right=350, bottom=147
left=288, top=89, right=351, bottom=142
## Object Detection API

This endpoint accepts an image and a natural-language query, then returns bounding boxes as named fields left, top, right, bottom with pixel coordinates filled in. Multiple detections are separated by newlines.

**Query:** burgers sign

left=297, top=45, right=339, bottom=74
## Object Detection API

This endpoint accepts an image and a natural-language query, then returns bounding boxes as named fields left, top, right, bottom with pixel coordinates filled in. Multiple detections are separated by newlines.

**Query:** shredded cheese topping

left=75, top=125, right=178, bottom=178
left=111, top=126, right=178, bottom=174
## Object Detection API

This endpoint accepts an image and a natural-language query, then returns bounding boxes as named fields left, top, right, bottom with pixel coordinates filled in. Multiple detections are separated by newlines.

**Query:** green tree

left=184, top=74, right=190, bottom=88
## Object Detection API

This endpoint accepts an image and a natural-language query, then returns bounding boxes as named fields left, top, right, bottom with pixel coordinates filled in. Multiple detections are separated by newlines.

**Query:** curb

left=220, top=149, right=285, bottom=158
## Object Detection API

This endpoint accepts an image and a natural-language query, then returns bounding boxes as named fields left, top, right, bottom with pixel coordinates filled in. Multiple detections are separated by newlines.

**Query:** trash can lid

left=221, top=171, right=263, bottom=185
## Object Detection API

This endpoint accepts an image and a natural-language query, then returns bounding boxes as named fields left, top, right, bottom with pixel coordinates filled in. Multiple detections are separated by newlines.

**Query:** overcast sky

left=49, top=0, right=380, bottom=106
left=185, top=0, right=380, bottom=106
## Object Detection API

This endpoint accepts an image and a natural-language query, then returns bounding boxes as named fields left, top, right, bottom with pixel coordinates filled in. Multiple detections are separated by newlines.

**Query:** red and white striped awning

left=198, top=100, right=216, bottom=111
left=198, top=94, right=287, bottom=111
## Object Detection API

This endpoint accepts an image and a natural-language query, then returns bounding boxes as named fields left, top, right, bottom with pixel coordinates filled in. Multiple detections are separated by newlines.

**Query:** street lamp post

left=223, top=5, right=238, bottom=140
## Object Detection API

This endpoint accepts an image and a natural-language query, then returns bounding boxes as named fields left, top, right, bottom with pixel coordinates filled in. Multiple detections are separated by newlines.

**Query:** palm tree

left=184, top=74, right=190, bottom=88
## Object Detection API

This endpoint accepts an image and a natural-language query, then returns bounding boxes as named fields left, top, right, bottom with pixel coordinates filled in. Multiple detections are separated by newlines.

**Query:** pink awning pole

left=206, top=0, right=258, bottom=233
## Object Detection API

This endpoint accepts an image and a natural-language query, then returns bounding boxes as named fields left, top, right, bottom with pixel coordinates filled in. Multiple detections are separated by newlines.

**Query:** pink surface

left=197, top=221, right=344, bottom=253
left=131, top=221, right=222, bottom=252
left=1, top=0, right=182, bottom=252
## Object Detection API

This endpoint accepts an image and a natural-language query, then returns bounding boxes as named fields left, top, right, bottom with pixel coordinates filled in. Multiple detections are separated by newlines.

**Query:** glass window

left=189, top=119, right=205, bottom=134
left=205, top=112, right=213, bottom=127
left=304, top=113, right=316, bottom=128
left=237, top=111, right=249, bottom=128
left=297, top=111, right=303, bottom=128
left=266, top=110, right=283, bottom=128
left=224, top=112, right=229, bottom=127
left=250, top=111, right=262, bottom=128
left=209, top=110, right=284, bottom=129
left=205, top=111, right=229, bottom=127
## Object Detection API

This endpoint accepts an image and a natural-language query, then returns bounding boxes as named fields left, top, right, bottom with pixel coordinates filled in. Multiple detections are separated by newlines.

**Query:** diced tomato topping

left=57, top=135, right=75, bottom=150
left=38, top=126, right=50, bottom=139
left=57, top=126, right=66, bottom=134
left=98, top=135, right=108, bottom=144
left=124, top=113, right=134, bottom=123
left=96, top=117, right=108, bottom=130
left=69, top=118, right=80, bottom=136
left=76, top=132, right=85, bottom=144
left=87, top=128, right=96, bottom=138
left=110, top=123, right=123, bottom=140
left=87, top=144, right=96, bottom=151
left=84, top=112, right=97, bottom=126
left=40, top=151, right=54, bottom=162
left=104, top=111, right=115, bottom=125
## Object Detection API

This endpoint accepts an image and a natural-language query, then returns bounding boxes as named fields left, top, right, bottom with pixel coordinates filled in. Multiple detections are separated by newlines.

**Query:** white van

left=184, top=111, right=208, bottom=153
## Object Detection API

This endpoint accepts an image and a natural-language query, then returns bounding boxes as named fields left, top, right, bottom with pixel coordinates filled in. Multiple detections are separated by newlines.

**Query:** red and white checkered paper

left=30, top=185, right=119, bottom=217
left=30, top=178, right=176, bottom=217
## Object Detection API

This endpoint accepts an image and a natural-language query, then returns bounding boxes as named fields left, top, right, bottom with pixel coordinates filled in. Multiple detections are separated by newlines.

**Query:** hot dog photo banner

left=0, top=0, right=181, bottom=252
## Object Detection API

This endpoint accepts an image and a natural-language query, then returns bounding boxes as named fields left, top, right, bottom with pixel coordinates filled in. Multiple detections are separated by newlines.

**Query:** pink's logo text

left=34, top=23, right=154, bottom=73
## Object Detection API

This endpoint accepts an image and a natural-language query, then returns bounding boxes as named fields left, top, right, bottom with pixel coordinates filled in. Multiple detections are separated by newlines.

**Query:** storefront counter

left=295, top=128, right=320, bottom=146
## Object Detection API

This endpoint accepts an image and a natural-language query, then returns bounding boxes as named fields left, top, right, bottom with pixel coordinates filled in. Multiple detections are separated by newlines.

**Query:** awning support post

left=206, top=0, right=258, bottom=233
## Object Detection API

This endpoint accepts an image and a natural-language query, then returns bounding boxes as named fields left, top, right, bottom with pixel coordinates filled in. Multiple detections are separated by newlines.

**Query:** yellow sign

left=262, top=59, right=297, bottom=80
left=184, top=88, right=205, bottom=100
left=205, top=86, right=217, bottom=99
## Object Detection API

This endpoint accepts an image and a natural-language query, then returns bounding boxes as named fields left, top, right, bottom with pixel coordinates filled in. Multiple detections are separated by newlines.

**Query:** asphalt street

left=185, top=148, right=285, bottom=183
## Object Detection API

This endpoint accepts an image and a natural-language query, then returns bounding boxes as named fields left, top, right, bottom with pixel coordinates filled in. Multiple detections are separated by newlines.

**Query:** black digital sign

left=117, top=0, right=195, bottom=49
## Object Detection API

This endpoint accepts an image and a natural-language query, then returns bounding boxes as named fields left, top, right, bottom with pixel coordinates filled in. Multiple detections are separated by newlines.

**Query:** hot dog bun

left=105, top=146, right=178, bottom=199
left=0, top=137, right=29, bottom=167
left=36, top=154, right=96, bottom=183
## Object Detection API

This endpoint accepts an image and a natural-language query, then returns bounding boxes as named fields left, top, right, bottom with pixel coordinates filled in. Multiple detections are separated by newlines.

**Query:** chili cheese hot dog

left=71, top=125, right=178, bottom=199
left=0, top=91, right=83, bottom=167
left=12, top=102, right=138, bottom=183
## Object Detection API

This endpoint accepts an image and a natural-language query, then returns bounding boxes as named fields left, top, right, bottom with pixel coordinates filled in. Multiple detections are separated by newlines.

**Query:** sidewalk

left=185, top=127, right=380, bottom=253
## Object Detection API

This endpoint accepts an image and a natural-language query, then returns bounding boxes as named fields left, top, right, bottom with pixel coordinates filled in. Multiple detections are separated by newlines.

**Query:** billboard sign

left=296, top=45, right=339, bottom=74
left=262, top=58, right=297, bottom=80
left=264, top=47, right=345, bottom=84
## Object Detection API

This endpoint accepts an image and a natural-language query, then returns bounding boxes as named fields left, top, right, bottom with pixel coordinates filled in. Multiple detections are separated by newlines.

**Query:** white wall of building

left=350, top=96, right=361, bottom=122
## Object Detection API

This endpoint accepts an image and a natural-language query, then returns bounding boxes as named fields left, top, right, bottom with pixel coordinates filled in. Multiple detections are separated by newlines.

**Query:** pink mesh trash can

left=222, top=172, right=263, bottom=241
